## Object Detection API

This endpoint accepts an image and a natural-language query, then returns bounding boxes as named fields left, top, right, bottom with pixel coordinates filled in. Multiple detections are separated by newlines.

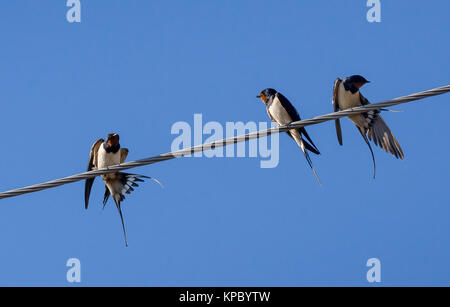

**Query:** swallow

left=84, top=133, right=162, bottom=246
left=257, top=88, right=322, bottom=185
left=332, top=75, right=404, bottom=178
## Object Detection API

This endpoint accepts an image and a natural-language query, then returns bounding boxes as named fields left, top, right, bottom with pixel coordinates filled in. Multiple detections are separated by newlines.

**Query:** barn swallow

left=257, top=88, right=322, bottom=185
left=84, top=133, right=162, bottom=246
left=332, top=75, right=404, bottom=178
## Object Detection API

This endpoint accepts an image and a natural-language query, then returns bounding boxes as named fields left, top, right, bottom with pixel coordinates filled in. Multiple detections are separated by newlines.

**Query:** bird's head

left=257, top=88, right=277, bottom=104
left=106, top=133, right=120, bottom=147
left=347, top=75, right=370, bottom=90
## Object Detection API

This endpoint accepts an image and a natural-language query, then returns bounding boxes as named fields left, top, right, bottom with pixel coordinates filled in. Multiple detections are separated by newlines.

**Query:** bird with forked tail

left=257, top=88, right=322, bottom=185
left=84, top=133, right=162, bottom=246
left=332, top=75, right=404, bottom=178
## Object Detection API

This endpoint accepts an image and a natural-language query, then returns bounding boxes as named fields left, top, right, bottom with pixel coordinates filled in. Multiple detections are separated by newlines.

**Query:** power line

left=0, top=84, right=449, bottom=200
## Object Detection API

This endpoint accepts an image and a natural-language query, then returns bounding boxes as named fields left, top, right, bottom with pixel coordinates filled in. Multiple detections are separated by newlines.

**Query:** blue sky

left=0, top=1, right=449, bottom=286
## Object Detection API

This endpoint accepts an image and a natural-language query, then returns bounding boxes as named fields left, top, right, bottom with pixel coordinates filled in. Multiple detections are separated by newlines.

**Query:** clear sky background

left=0, top=1, right=449, bottom=286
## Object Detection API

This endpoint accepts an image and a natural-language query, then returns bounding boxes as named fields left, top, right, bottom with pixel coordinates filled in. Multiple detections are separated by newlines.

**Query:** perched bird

left=257, top=88, right=322, bottom=185
left=332, top=75, right=404, bottom=178
left=84, top=133, right=161, bottom=246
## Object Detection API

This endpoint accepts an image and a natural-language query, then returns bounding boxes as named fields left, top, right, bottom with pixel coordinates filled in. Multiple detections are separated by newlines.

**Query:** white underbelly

left=97, top=147, right=121, bottom=169
left=338, top=83, right=361, bottom=110
left=268, top=99, right=293, bottom=125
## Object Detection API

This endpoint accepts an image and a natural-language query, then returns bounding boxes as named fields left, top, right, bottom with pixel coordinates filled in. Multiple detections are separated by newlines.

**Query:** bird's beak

left=256, top=95, right=261, bottom=98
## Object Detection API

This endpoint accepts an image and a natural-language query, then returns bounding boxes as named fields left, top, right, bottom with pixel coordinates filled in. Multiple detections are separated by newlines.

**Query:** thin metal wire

left=0, top=84, right=449, bottom=200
